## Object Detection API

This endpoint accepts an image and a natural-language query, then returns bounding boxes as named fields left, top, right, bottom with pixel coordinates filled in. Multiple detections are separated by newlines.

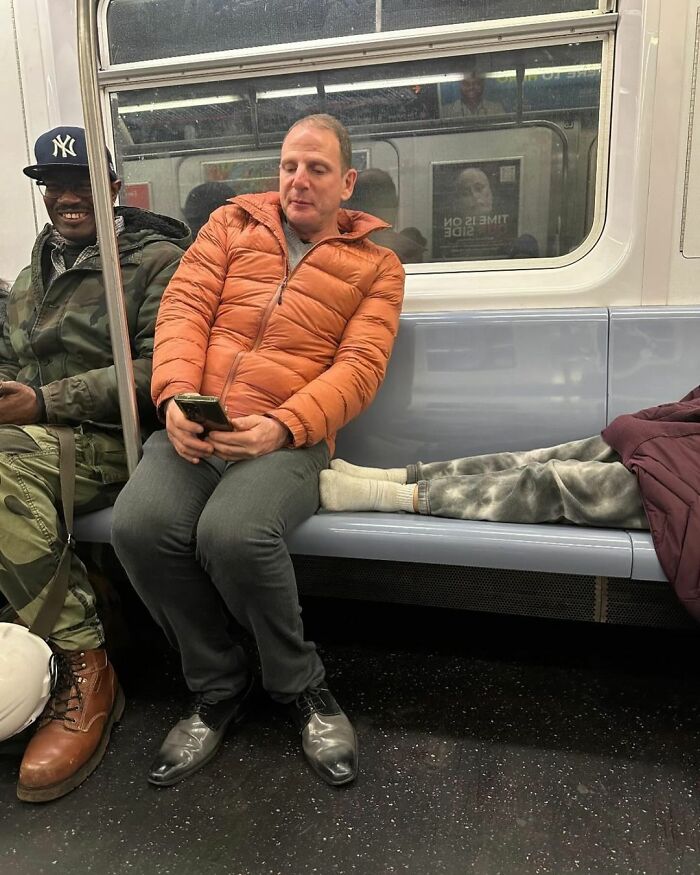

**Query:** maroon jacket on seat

left=602, top=386, right=700, bottom=620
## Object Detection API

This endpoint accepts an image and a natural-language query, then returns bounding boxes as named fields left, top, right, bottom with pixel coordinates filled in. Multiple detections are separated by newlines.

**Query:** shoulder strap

left=29, top=427, right=76, bottom=640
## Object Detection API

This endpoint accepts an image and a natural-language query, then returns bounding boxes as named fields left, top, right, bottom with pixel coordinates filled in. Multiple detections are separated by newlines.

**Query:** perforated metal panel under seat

left=604, top=578, right=695, bottom=629
left=293, top=555, right=598, bottom=622
left=292, top=556, right=694, bottom=629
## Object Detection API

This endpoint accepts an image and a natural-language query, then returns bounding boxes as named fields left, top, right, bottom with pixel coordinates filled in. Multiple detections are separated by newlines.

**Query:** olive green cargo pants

left=0, top=424, right=127, bottom=650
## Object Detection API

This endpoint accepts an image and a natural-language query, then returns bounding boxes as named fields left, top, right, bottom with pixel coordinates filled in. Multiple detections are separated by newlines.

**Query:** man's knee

left=197, top=507, right=282, bottom=570
left=112, top=479, right=164, bottom=555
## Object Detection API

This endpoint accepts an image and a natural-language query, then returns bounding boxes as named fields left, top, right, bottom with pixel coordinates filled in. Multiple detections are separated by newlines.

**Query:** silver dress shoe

left=290, top=687, right=358, bottom=786
left=148, top=676, right=256, bottom=787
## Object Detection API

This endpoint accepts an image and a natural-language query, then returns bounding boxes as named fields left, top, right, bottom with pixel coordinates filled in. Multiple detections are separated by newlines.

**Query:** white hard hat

left=0, top=623, right=54, bottom=741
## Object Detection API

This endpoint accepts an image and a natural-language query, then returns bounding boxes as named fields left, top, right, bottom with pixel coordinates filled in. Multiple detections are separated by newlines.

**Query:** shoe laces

left=186, top=693, right=222, bottom=723
left=43, top=651, right=87, bottom=725
left=295, top=687, right=328, bottom=723
left=187, top=694, right=208, bottom=717
left=186, top=694, right=237, bottom=731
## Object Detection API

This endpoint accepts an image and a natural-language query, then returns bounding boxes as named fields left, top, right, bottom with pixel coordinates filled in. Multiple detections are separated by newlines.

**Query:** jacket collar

left=232, top=191, right=390, bottom=243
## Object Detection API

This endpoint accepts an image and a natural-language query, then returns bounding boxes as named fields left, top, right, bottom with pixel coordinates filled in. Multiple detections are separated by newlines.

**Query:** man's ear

left=111, top=179, right=122, bottom=202
left=342, top=168, right=358, bottom=202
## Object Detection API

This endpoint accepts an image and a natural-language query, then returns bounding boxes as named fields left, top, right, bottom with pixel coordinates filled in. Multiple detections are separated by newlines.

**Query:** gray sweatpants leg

left=112, top=430, right=329, bottom=703
left=406, top=436, right=648, bottom=528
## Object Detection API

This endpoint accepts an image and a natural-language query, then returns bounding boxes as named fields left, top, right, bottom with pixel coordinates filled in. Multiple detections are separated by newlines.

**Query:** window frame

left=98, top=6, right=617, bottom=81
left=97, top=0, right=620, bottom=298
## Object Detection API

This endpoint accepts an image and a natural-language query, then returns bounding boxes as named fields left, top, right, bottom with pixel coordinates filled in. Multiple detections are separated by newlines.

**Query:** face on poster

left=432, top=158, right=521, bottom=261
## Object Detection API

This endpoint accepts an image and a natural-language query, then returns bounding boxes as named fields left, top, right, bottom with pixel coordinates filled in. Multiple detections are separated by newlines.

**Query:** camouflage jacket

left=0, top=207, right=190, bottom=432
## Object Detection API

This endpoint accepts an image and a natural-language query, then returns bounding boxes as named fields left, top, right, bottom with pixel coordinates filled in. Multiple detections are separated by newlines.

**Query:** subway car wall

left=2, top=0, right=699, bottom=312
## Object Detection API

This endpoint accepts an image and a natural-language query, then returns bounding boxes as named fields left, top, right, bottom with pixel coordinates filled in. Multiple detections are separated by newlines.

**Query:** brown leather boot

left=16, top=648, right=125, bottom=802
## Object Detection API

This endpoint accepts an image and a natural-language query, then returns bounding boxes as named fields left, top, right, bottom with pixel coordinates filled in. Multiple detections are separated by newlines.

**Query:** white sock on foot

left=320, top=470, right=416, bottom=512
left=329, top=458, right=407, bottom=483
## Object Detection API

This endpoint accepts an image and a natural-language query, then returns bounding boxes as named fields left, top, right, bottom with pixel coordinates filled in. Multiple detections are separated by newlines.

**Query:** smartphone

left=173, top=393, right=234, bottom=432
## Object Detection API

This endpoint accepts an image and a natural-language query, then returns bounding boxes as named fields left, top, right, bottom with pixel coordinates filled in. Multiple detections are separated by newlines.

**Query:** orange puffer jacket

left=152, top=192, right=405, bottom=453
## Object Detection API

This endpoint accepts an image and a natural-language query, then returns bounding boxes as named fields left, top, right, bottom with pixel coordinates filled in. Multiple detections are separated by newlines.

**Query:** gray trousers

left=407, top=436, right=648, bottom=529
left=111, top=430, right=330, bottom=703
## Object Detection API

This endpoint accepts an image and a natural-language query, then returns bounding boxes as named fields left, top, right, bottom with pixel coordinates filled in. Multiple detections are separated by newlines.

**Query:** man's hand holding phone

left=206, top=414, right=290, bottom=461
left=165, top=399, right=216, bottom=464
left=173, top=393, right=233, bottom=432
left=167, top=394, right=290, bottom=463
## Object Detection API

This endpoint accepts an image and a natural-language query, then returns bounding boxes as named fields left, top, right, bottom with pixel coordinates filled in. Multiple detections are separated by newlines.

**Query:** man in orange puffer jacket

left=113, top=114, right=405, bottom=788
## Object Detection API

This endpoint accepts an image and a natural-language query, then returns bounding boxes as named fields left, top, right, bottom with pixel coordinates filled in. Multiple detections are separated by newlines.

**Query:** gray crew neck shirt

left=283, top=220, right=314, bottom=271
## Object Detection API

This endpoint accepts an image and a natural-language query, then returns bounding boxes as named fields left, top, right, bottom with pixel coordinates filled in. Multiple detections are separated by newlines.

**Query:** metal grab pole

left=76, top=0, right=142, bottom=473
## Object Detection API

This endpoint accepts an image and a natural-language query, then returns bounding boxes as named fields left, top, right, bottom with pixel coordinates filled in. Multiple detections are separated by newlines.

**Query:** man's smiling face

left=41, top=169, right=121, bottom=244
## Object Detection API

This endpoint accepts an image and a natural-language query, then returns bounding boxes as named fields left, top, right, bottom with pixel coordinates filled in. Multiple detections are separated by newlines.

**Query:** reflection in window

left=107, top=0, right=601, bottom=65
left=183, top=181, right=236, bottom=238
left=112, top=42, right=603, bottom=265
left=345, top=169, right=427, bottom=264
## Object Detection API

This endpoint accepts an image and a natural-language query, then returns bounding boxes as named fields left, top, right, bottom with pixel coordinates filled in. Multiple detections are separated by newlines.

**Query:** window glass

left=106, top=0, right=600, bottom=65
left=382, top=1, right=597, bottom=32
left=112, top=41, right=603, bottom=264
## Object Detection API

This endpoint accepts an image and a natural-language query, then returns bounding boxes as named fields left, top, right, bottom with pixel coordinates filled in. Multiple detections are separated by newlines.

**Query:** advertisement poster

left=123, top=182, right=151, bottom=210
left=202, top=150, right=369, bottom=194
left=203, top=156, right=280, bottom=194
left=431, top=158, right=521, bottom=261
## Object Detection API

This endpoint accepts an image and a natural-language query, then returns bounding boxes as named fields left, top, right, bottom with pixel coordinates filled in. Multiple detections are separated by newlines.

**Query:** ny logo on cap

left=52, top=134, right=77, bottom=159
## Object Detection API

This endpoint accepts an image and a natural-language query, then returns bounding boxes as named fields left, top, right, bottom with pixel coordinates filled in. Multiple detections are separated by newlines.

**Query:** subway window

left=106, top=0, right=602, bottom=65
left=111, top=41, right=603, bottom=265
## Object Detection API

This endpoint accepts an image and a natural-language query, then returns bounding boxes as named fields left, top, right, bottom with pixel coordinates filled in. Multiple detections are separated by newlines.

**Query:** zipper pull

left=278, top=277, right=288, bottom=305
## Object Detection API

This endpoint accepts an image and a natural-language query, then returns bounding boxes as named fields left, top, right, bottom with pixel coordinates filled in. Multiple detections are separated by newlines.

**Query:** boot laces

left=43, top=651, right=86, bottom=725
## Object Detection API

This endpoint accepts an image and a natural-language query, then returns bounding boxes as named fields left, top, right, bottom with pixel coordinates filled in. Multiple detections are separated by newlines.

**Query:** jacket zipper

left=217, top=270, right=289, bottom=406
left=219, top=237, right=325, bottom=400
left=217, top=221, right=346, bottom=408
left=277, top=238, right=324, bottom=306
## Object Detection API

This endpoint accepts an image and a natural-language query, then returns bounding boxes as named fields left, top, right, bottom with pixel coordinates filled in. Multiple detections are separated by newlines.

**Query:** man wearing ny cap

left=0, top=125, right=190, bottom=802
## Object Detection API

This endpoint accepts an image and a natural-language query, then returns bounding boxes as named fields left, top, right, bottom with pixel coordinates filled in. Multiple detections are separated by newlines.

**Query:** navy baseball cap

left=23, top=126, right=117, bottom=181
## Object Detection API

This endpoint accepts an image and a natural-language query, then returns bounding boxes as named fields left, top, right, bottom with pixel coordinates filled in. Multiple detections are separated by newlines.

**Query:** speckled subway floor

left=2, top=598, right=700, bottom=875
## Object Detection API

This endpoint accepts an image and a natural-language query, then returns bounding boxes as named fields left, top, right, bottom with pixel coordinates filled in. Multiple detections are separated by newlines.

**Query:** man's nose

left=56, top=188, right=82, bottom=204
left=291, top=166, right=309, bottom=188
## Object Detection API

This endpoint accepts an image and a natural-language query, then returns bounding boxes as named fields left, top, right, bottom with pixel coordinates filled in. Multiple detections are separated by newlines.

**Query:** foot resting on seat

left=329, top=458, right=407, bottom=482
left=320, top=470, right=417, bottom=513
left=288, top=686, right=358, bottom=786
left=148, top=675, right=257, bottom=787
left=17, top=647, right=124, bottom=803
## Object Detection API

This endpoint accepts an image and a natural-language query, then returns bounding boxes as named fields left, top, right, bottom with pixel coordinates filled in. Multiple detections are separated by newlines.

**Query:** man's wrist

left=265, top=414, right=293, bottom=447
left=159, top=397, right=175, bottom=422
left=33, top=387, right=46, bottom=422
